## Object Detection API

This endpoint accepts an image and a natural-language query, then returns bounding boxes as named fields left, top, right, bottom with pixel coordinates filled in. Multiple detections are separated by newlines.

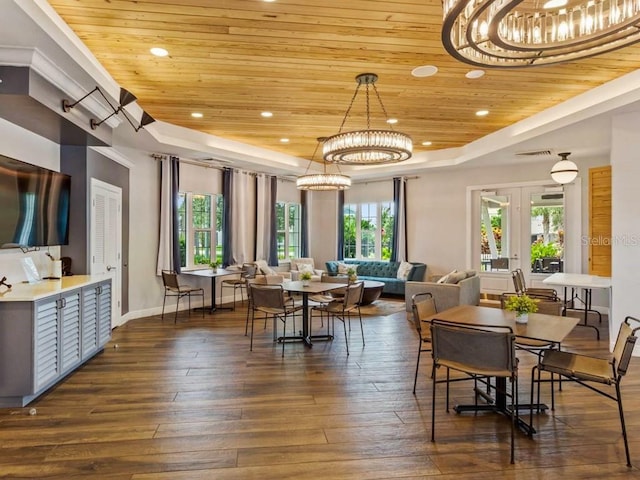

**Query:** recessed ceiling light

left=543, top=0, right=568, bottom=8
left=191, top=112, right=203, bottom=118
left=411, top=65, right=438, bottom=77
left=386, top=118, right=398, bottom=124
left=150, top=47, right=168, bottom=57
left=476, top=110, right=489, bottom=116
left=421, top=141, right=433, bottom=146
left=264, top=0, right=276, bottom=2
left=261, top=111, right=273, bottom=118
left=280, top=138, right=289, bottom=143
left=465, top=69, right=485, bottom=79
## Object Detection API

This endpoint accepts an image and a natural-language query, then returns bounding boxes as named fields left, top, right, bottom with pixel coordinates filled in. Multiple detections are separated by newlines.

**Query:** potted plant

left=300, top=270, right=312, bottom=286
left=209, top=260, right=219, bottom=271
left=504, top=294, right=538, bottom=324
left=346, top=267, right=357, bottom=283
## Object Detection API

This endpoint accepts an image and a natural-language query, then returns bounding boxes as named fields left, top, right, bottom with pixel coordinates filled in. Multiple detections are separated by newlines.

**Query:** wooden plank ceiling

left=49, top=0, right=640, bottom=162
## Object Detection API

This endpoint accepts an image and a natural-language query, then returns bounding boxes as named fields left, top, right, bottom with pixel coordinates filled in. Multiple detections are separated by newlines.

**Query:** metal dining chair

left=411, top=292, right=437, bottom=394
left=512, top=268, right=558, bottom=300
left=531, top=315, right=640, bottom=467
left=161, top=270, right=205, bottom=323
left=248, top=283, right=303, bottom=356
left=220, top=262, right=257, bottom=310
left=431, top=319, right=518, bottom=464
left=310, top=281, right=364, bottom=356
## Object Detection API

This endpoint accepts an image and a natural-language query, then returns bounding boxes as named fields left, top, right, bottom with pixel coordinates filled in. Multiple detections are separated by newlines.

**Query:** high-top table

left=424, top=305, right=580, bottom=435
left=281, top=280, right=346, bottom=347
left=543, top=272, right=611, bottom=340
left=182, top=268, right=240, bottom=313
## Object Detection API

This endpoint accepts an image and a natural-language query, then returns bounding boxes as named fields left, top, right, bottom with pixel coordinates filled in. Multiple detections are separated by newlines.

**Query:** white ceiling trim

left=8, top=0, right=640, bottom=178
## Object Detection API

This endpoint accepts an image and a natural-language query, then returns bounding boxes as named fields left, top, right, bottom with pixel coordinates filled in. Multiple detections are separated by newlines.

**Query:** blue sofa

left=325, top=260, right=427, bottom=295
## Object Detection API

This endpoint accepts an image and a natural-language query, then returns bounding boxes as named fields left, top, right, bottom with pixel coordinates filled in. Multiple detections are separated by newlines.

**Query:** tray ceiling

left=47, top=0, right=640, bottom=162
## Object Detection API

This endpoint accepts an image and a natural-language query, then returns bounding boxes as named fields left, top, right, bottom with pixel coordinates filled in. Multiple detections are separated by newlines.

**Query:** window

left=178, top=192, right=223, bottom=268
left=343, top=202, right=394, bottom=260
left=276, top=202, right=301, bottom=260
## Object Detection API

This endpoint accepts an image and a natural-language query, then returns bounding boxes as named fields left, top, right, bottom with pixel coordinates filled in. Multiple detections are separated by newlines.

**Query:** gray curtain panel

left=391, top=176, right=407, bottom=262
left=337, top=190, right=345, bottom=261
left=222, top=168, right=233, bottom=267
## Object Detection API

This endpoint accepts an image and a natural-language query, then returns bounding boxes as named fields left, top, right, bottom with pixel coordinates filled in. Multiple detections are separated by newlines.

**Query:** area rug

left=359, top=299, right=405, bottom=316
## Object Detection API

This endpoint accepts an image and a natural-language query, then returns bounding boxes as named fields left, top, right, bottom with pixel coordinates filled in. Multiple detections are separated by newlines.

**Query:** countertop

left=0, top=275, right=111, bottom=302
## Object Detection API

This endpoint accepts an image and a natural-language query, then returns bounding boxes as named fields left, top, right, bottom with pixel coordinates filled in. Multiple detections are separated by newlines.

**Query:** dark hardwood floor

left=1, top=300, right=639, bottom=479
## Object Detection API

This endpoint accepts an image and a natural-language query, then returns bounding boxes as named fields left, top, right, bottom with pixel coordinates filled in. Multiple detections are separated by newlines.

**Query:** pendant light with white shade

left=550, top=152, right=579, bottom=184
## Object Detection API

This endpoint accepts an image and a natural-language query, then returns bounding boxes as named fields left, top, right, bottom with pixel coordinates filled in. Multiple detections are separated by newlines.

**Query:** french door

left=471, top=184, right=569, bottom=295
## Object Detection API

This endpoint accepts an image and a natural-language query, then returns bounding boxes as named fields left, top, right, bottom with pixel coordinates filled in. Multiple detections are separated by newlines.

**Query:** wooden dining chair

left=531, top=315, right=640, bottom=467
left=431, top=319, right=518, bottom=464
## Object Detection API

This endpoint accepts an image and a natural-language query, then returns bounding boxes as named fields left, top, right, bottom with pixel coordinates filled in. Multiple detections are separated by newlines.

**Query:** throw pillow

left=396, top=261, right=413, bottom=280
left=464, top=270, right=477, bottom=278
left=292, top=258, right=314, bottom=271
left=436, top=269, right=457, bottom=284
left=337, top=262, right=351, bottom=275
left=255, top=259, right=275, bottom=275
left=298, top=263, right=315, bottom=275
left=445, top=271, right=467, bottom=284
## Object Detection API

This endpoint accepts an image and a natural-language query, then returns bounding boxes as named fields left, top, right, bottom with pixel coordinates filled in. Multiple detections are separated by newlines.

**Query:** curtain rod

left=354, top=175, right=419, bottom=185
left=150, top=154, right=290, bottom=180
left=151, top=153, right=223, bottom=170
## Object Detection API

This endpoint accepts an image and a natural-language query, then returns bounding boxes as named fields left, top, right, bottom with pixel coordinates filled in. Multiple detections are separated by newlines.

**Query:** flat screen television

left=0, top=154, right=71, bottom=248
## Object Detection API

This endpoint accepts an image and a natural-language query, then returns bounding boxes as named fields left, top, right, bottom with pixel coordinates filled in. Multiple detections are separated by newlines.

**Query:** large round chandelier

left=297, top=138, right=351, bottom=191
left=441, top=0, right=640, bottom=67
left=323, top=73, right=412, bottom=165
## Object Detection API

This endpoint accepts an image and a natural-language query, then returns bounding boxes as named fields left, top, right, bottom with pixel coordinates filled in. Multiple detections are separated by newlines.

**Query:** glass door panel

left=479, top=191, right=518, bottom=272
left=529, top=190, right=565, bottom=275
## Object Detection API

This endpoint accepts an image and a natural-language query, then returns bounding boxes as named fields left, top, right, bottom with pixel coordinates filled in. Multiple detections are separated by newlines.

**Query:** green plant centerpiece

left=504, top=294, right=538, bottom=324
left=346, top=267, right=357, bottom=283
left=209, top=260, right=219, bottom=270
left=299, top=270, right=312, bottom=285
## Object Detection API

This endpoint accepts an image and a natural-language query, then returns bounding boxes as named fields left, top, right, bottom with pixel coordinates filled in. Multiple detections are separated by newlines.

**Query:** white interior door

left=90, top=178, right=122, bottom=328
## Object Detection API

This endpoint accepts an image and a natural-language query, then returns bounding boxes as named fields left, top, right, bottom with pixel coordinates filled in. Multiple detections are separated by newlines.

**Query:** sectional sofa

left=325, top=260, right=426, bottom=295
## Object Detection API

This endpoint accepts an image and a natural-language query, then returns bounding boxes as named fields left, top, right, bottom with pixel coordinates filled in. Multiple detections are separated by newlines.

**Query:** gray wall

left=60, top=146, right=130, bottom=313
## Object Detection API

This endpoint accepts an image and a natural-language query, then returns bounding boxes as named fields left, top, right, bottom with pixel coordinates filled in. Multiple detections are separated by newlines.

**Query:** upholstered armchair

left=289, top=257, right=324, bottom=282
left=254, top=259, right=292, bottom=280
